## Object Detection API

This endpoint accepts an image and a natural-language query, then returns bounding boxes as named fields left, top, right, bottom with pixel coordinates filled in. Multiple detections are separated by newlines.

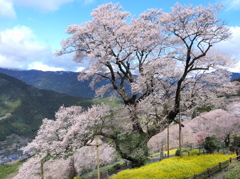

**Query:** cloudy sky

left=0, top=0, right=240, bottom=72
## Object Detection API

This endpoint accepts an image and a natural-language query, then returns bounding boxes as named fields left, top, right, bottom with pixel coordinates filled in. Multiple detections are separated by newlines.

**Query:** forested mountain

left=0, top=72, right=94, bottom=141
left=0, top=68, right=110, bottom=98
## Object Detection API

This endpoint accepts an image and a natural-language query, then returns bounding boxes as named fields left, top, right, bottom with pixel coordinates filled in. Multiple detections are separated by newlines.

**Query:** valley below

left=0, top=134, right=30, bottom=164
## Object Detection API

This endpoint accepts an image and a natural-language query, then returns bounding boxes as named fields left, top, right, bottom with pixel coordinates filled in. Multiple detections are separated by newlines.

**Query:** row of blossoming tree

left=18, top=2, right=240, bottom=177
left=149, top=102, right=240, bottom=151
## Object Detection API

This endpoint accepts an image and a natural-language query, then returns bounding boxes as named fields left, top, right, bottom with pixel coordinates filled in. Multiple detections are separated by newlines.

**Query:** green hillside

left=0, top=73, right=94, bottom=141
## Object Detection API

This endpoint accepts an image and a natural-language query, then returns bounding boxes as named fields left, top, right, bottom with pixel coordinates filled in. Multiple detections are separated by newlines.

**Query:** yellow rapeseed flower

left=111, top=154, right=236, bottom=179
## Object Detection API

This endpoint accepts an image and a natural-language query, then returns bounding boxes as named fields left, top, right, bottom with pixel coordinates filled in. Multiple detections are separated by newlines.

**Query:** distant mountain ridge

left=0, top=68, right=239, bottom=98
left=0, top=68, right=109, bottom=98
left=232, top=72, right=240, bottom=80
left=0, top=72, right=94, bottom=141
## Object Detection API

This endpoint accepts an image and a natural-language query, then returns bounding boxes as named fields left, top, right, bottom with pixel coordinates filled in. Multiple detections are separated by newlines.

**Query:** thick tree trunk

left=114, top=131, right=150, bottom=168
left=224, top=134, right=230, bottom=147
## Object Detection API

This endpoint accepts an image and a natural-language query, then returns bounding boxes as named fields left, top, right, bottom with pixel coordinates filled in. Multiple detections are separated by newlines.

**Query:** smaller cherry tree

left=24, top=105, right=111, bottom=157
left=211, top=103, right=240, bottom=146
left=149, top=102, right=240, bottom=151
left=188, top=102, right=240, bottom=147
left=20, top=105, right=114, bottom=178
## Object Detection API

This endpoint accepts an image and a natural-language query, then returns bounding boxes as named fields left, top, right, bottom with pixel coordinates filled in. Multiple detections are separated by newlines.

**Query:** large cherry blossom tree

left=31, top=2, right=236, bottom=167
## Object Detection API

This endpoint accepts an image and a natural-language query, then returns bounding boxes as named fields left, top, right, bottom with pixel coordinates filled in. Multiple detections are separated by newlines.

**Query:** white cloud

left=0, top=25, right=82, bottom=71
left=215, top=26, right=240, bottom=72
left=228, top=61, right=240, bottom=72
left=224, top=0, right=240, bottom=10
left=76, top=66, right=85, bottom=72
left=0, top=0, right=16, bottom=18
left=28, top=62, right=65, bottom=71
left=0, top=26, right=47, bottom=69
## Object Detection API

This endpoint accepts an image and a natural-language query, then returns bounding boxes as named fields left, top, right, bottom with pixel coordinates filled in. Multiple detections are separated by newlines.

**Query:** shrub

left=204, top=136, right=219, bottom=154
left=189, top=149, right=199, bottom=156
left=175, top=149, right=181, bottom=156
left=175, top=149, right=199, bottom=156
